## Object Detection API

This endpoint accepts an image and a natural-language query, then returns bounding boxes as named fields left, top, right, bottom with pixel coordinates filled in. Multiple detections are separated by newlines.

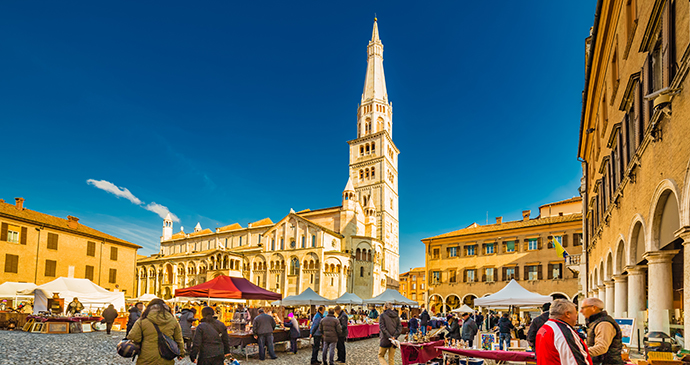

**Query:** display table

left=399, top=340, right=445, bottom=365
left=0, top=312, right=29, bottom=329
left=347, top=323, right=379, bottom=339
left=440, top=347, right=536, bottom=365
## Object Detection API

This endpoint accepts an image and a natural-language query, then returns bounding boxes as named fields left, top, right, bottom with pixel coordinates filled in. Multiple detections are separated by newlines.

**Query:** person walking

left=179, top=307, right=197, bottom=355
left=284, top=313, right=301, bottom=354
left=419, top=305, right=431, bottom=336
left=408, top=314, right=419, bottom=336
left=190, top=306, right=231, bottom=365
left=378, top=302, right=402, bottom=365
left=102, top=304, right=119, bottom=335
left=335, top=305, right=348, bottom=363
left=310, top=306, right=325, bottom=365
left=580, top=298, right=624, bottom=365
left=527, top=303, right=551, bottom=350
left=319, top=308, right=342, bottom=365
left=475, top=312, right=484, bottom=331
left=461, top=312, right=478, bottom=347
left=252, top=308, right=277, bottom=361
left=127, top=298, right=185, bottom=365
left=446, top=316, right=461, bottom=341
left=126, top=302, right=143, bottom=336
left=535, top=299, right=592, bottom=365
left=497, top=313, right=514, bottom=350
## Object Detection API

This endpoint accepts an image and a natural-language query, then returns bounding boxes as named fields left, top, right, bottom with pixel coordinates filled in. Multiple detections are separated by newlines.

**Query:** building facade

left=578, top=0, right=689, bottom=348
left=399, top=267, right=426, bottom=306
left=0, top=198, right=141, bottom=296
left=137, top=20, right=400, bottom=301
left=422, top=198, right=583, bottom=313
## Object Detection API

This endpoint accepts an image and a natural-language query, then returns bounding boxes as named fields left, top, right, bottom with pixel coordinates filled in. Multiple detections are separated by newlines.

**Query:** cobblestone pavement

left=0, top=330, right=403, bottom=365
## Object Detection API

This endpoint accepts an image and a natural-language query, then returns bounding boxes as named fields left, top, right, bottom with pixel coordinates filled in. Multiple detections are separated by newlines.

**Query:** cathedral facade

left=136, top=20, right=400, bottom=301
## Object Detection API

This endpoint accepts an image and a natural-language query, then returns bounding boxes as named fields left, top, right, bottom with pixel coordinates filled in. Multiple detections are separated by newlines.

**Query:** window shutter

left=562, top=234, right=568, bottom=247
left=482, top=271, right=486, bottom=282
left=502, top=242, right=506, bottom=253
left=0, top=223, right=7, bottom=241
left=502, top=267, right=506, bottom=281
left=463, top=269, right=467, bottom=283
left=538, top=265, right=543, bottom=280
left=20, top=227, right=27, bottom=245
left=523, top=239, right=529, bottom=252
left=633, top=81, right=642, bottom=151
left=548, top=264, right=554, bottom=279
left=537, top=238, right=543, bottom=250
left=642, top=54, right=652, bottom=135
left=524, top=266, right=529, bottom=280
left=622, top=115, right=630, bottom=168
left=514, top=266, right=520, bottom=280
left=662, top=0, right=674, bottom=87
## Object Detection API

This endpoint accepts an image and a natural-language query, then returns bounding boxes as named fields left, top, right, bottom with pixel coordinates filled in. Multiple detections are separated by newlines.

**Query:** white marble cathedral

left=136, top=20, right=400, bottom=301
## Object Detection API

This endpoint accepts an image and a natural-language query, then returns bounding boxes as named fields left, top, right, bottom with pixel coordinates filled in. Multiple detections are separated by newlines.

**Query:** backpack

left=150, top=321, right=180, bottom=360
left=116, top=339, right=140, bottom=361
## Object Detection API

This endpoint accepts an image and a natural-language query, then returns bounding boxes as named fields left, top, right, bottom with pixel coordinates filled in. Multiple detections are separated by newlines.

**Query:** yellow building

left=422, top=198, right=582, bottom=313
left=399, top=267, right=426, bottom=306
left=0, top=197, right=141, bottom=297
left=578, top=0, right=689, bottom=348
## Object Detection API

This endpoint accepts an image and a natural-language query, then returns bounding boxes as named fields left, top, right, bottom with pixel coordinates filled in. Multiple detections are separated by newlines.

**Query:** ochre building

left=137, top=20, right=400, bottom=301
left=578, top=0, right=689, bottom=348
left=399, top=267, right=426, bottom=306
left=422, top=198, right=582, bottom=313
left=0, top=197, right=141, bottom=296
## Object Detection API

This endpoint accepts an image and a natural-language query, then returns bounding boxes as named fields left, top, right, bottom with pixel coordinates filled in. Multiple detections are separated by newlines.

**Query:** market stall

left=364, top=288, right=418, bottom=306
left=399, top=340, right=445, bottom=365
left=439, top=346, right=536, bottom=364
left=19, top=277, right=125, bottom=314
left=175, top=275, right=282, bottom=301
left=335, top=292, right=363, bottom=305
left=271, top=287, right=333, bottom=306
left=473, top=280, right=551, bottom=307
left=347, top=323, right=379, bottom=339
left=451, top=304, right=475, bottom=314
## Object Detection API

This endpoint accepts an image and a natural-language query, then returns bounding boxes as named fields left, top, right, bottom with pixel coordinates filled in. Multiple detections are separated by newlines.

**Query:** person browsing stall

left=580, top=298, right=623, bottom=365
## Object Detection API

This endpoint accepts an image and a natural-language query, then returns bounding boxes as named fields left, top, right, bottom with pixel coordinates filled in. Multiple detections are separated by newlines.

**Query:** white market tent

left=271, top=287, right=334, bottom=306
left=451, top=304, right=475, bottom=313
left=0, top=282, right=37, bottom=306
left=19, top=277, right=126, bottom=314
left=335, top=292, right=363, bottom=305
left=364, top=288, right=418, bottom=306
left=128, top=293, right=159, bottom=302
left=473, top=279, right=552, bottom=307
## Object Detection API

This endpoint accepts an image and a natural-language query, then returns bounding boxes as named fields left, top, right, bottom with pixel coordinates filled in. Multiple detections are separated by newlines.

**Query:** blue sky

left=1, top=1, right=597, bottom=273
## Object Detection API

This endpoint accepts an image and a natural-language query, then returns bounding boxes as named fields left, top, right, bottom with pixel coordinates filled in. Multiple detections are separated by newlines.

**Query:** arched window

left=309, top=260, right=315, bottom=269
left=360, top=266, right=364, bottom=277
left=280, top=238, right=284, bottom=250
left=371, top=167, right=376, bottom=178
left=356, top=248, right=361, bottom=260
left=365, top=168, right=369, bottom=179
left=365, top=144, right=370, bottom=154
left=290, top=258, right=299, bottom=275
left=359, top=170, right=364, bottom=180
left=368, top=250, right=372, bottom=262
left=301, top=236, right=305, bottom=248
left=360, top=146, right=364, bottom=156
left=371, top=142, right=375, bottom=154
left=271, top=239, right=275, bottom=251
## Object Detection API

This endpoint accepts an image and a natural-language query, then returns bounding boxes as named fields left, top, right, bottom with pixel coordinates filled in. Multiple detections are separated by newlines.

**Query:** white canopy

left=473, top=280, right=552, bottom=307
left=0, top=282, right=37, bottom=300
left=271, top=287, right=334, bottom=306
left=335, top=292, right=364, bottom=305
left=451, top=304, right=475, bottom=313
left=19, top=277, right=126, bottom=314
left=364, top=289, right=418, bottom=306
left=128, top=293, right=159, bottom=302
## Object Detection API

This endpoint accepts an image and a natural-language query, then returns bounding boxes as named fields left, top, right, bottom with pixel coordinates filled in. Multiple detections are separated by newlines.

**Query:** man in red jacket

left=535, top=299, right=592, bottom=365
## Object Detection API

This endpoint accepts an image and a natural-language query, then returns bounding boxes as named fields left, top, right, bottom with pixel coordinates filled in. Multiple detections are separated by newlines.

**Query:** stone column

left=613, top=275, right=628, bottom=318
left=675, top=228, right=690, bottom=349
left=604, top=280, right=615, bottom=315
left=644, top=250, right=679, bottom=332
left=598, top=284, right=606, bottom=301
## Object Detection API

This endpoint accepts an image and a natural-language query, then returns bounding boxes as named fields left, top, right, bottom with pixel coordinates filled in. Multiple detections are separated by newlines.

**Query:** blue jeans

left=258, top=333, right=276, bottom=360
left=499, top=333, right=511, bottom=350
left=420, top=325, right=427, bottom=336
left=322, top=341, right=336, bottom=364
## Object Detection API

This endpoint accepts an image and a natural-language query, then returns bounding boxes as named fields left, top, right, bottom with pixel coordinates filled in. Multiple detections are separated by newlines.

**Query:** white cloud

left=87, top=179, right=180, bottom=223
left=145, top=202, right=180, bottom=223
left=87, top=179, right=142, bottom=205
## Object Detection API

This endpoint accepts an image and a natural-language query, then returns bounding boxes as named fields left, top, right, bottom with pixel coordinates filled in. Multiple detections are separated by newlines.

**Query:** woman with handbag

left=190, top=306, right=231, bottom=365
left=127, top=298, right=185, bottom=365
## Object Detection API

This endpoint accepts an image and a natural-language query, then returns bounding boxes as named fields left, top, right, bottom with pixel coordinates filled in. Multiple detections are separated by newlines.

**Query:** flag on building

left=553, top=237, right=569, bottom=258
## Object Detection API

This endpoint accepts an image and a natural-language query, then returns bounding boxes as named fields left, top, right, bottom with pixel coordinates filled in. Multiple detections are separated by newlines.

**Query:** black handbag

left=150, top=321, right=180, bottom=360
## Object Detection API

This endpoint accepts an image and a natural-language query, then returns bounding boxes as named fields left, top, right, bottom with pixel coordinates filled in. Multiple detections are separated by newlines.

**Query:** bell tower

left=347, top=19, right=399, bottom=279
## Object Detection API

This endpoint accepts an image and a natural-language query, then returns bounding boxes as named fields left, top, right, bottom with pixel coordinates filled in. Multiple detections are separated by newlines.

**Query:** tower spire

left=362, top=19, right=387, bottom=103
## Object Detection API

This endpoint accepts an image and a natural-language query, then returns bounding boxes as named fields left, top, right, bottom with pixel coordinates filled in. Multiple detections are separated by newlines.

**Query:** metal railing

left=566, top=254, right=582, bottom=266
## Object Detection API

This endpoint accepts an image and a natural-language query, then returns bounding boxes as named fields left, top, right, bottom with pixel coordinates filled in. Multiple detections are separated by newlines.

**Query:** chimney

left=0, top=199, right=4, bottom=204
left=496, top=217, right=503, bottom=224
left=15, top=197, right=24, bottom=210
left=522, top=210, right=531, bottom=221
left=67, top=215, right=80, bottom=229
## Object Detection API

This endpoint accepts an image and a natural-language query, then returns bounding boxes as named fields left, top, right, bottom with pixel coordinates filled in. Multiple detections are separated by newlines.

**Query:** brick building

left=0, top=197, right=141, bottom=297
left=422, top=198, right=582, bottom=313
left=578, top=0, right=689, bottom=348
left=399, top=267, right=426, bottom=306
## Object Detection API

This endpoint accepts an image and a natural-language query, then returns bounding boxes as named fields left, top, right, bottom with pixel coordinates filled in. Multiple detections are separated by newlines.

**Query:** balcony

left=565, top=254, right=582, bottom=273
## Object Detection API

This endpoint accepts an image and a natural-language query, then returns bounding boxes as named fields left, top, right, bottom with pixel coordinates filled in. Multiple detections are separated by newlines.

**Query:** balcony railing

left=566, top=254, right=582, bottom=266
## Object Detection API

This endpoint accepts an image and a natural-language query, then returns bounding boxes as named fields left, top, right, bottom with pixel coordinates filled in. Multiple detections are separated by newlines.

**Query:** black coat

left=127, top=307, right=141, bottom=333
left=179, top=309, right=196, bottom=338
left=497, top=317, right=514, bottom=334
left=102, top=307, right=118, bottom=323
left=527, top=311, right=550, bottom=347
left=190, top=319, right=230, bottom=362
left=379, top=309, right=402, bottom=348
left=252, top=313, right=276, bottom=336
left=319, top=314, right=342, bottom=343
left=446, top=320, right=461, bottom=340
left=420, top=310, right=431, bottom=326
left=337, top=311, right=349, bottom=338
left=462, top=318, right=478, bottom=341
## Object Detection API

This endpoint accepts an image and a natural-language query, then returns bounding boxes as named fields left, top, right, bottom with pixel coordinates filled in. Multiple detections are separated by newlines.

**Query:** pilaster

left=612, top=274, right=628, bottom=318
left=643, top=250, right=679, bottom=333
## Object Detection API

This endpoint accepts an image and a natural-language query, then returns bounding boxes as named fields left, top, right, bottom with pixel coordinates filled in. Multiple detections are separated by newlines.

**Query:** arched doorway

left=429, top=294, right=443, bottom=314
left=445, top=294, right=461, bottom=312
left=462, top=294, right=477, bottom=307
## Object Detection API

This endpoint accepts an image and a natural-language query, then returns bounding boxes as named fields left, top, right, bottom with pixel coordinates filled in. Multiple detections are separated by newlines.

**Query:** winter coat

left=368, top=308, right=379, bottom=319
left=379, top=309, right=402, bottom=348
left=310, top=312, right=324, bottom=336
left=190, top=318, right=230, bottom=362
left=179, top=309, right=196, bottom=338
left=446, top=319, right=461, bottom=340
left=102, top=307, right=118, bottom=323
left=462, top=318, right=478, bottom=341
left=419, top=310, right=431, bottom=326
left=527, top=311, right=550, bottom=348
left=127, top=307, right=142, bottom=333
left=284, top=317, right=301, bottom=339
left=252, top=313, right=276, bottom=336
left=319, top=314, right=342, bottom=343
left=337, top=310, right=349, bottom=338
left=497, top=316, right=514, bottom=334
left=127, top=306, right=185, bottom=365
left=409, top=317, right=419, bottom=332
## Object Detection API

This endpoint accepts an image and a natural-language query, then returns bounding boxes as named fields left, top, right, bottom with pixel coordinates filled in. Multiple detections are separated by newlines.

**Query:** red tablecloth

left=347, top=323, right=379, bottom=339
left=439, top=347, right=536, bottom=362
left=400, top=340, right=445, bottom=365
